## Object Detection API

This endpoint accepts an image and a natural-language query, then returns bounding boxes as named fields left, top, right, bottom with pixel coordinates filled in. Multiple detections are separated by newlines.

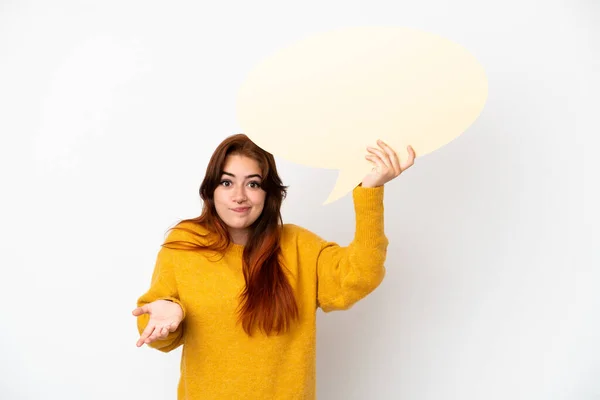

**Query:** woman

left=132, top=133, right=415, bottom=399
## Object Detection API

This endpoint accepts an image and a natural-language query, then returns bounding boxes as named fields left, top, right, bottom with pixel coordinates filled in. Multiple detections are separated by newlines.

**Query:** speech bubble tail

left=323, top=160, right=373, bottom=206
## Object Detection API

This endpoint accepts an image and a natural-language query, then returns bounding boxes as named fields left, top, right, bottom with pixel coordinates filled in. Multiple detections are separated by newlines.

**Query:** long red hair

left=162, top=133, right=299, bottom=336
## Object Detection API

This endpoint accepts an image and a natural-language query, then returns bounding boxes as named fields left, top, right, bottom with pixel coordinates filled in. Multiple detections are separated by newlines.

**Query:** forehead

left=222, top=154, right=262, bottom=175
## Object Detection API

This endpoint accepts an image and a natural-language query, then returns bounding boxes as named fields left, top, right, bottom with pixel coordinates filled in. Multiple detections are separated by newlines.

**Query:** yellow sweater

left=135, top=185, right=388, bottom=399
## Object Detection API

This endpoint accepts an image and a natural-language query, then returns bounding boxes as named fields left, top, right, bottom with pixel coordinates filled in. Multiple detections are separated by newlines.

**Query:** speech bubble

left=236, top=26, right=488, bottom=204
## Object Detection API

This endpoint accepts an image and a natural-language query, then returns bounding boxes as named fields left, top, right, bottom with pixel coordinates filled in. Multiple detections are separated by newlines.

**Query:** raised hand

left=361, top=139, right=416, bottom=188
left=132, top=299, right=184, bottom=347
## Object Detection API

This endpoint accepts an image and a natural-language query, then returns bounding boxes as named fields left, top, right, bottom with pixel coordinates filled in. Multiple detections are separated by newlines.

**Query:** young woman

left=132, top=133, right=415, bottom=399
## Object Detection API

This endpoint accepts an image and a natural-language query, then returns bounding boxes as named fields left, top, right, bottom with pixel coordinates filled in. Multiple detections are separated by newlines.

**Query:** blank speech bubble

left=236, top=26, right=488, bottom=205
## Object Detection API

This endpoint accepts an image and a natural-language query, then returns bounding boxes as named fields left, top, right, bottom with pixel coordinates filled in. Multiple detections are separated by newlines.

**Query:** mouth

left=231, top=207, right=251, bottom=213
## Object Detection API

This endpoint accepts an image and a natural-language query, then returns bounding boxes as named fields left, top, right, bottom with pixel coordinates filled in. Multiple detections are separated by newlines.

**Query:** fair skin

left=362, top=140, right=416, bottom=188
left=132, top=139, right=415, bottom=347
left=212, top=154, right=267, bottom=245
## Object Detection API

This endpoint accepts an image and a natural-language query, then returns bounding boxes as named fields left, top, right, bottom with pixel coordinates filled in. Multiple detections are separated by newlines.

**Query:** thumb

left=131, top=304, right=150, bottom=316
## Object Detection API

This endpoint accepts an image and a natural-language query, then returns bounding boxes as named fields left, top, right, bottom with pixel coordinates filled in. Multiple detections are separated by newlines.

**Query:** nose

left=232, top=186, right=247, bottom=203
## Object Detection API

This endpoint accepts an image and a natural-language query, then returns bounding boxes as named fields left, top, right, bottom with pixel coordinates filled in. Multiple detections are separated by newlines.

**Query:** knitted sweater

left=135, top=185, right=388, bottom=399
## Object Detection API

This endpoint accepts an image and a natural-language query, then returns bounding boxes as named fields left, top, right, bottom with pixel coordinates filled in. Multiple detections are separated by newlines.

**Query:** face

left=213, top=154, right=266, bottom=245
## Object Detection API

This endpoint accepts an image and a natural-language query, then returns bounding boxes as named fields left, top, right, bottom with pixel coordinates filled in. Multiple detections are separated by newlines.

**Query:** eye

left=220, top=180, right=232, bottom=187
left=248, top=181, right=262, bottom=189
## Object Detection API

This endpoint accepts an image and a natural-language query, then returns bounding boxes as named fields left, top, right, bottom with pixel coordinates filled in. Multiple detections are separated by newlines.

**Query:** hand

left=132, top=299, right=184, bottom=347
left=361, top=139, right=416, bottom=188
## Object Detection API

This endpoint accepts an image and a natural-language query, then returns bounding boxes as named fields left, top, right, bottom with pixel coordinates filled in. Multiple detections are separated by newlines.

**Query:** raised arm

left=316, top=185, right=388, bottom=311
left=316, top=139, right=416, bottom=311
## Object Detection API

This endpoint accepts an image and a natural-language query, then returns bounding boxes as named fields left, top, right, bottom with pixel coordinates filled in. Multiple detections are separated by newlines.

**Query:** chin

left=225, top=216, right=256, bottom=229
left=228, top=221, right=252, bottom=230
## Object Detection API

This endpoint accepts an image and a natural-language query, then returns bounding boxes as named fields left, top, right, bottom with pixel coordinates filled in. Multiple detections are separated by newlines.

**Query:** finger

left=408, top=145, right=416, bottom=160
left=401, top=145, right=416, bottom=170
left=148, top=325, right=169, bottom=341
left=377, top=140, right=402, bottom=175
left=365, top=154, right=385, bottom=172
left=146, top=328, right=161, bottom=343
left=131, top=305, right=149, bottom=316
left=161, top=325, right=171, bottom=337
left=365, top=154, right=375, bottom=169
left=365, top=154, right=378, bottom=166
left=381, top=142, right=401, bottom=175
left=156, top=326, right=167, bottom=339
left=366, top=146, right=392, bottom=171
left=137, top=324, right=156, bottom=347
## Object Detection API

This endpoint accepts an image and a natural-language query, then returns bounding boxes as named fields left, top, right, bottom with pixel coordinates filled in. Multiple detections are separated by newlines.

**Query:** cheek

left=252, top=192, right=266, bottom=207
left=213, top=188, right=224, bottom=202
left=213, top=204, right=226, bottom=220
left=214, top=190, right=231, bottom=208
left=212, top=190, right=227, bottom=213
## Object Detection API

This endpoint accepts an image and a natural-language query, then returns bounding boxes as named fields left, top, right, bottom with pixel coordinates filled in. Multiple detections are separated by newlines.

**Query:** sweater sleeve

left=315, top=185, right=389, bottom=312
left=135, top=230, right=187, bottom=352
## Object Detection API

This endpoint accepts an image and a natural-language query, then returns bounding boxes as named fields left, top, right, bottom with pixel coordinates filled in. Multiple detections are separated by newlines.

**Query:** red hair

left=162, top=133, right=299, bottom=336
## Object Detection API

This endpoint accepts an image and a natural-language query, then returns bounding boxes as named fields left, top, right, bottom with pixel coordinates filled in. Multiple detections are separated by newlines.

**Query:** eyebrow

left=221, top=171, right=263, bottom=180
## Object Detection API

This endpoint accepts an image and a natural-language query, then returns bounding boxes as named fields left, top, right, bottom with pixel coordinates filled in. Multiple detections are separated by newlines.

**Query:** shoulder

left=282, top=223, right=316, bottom=237
left=281, top=223, right=327, bottom=248
left=163, top=219, right=211, bottom=245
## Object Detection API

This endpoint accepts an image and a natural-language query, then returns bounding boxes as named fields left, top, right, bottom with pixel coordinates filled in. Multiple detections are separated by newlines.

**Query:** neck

left=230, top=229, right=248, bottom=246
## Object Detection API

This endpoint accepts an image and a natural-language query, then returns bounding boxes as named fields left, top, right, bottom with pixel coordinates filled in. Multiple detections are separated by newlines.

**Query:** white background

left=1, top=0, right=598, bottom=399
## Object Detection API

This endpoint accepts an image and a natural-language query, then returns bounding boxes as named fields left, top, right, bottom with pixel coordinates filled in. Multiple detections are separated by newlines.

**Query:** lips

left=231, top=207, right=250, bottom=213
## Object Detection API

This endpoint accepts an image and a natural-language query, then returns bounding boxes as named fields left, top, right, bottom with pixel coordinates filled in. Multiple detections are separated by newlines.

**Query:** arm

left=315, top=138, right=416, bottom=311
left=135, top=236, right=187, bottom=352
left=316, top=185, right=388, bottom=312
